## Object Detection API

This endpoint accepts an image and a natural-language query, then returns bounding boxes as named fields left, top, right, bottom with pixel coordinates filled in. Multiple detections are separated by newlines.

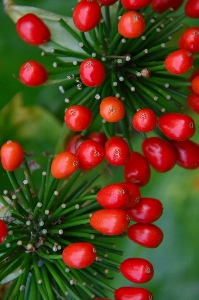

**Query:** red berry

left=120, top=258, right=154, bottom=283
left=164, top=49, right=193, bottom=75
left=62, top=242, right=96, bottom=269
left=73, top=0, right=101, bottom=31
left=80, top=58, right=105, bottom=87
left=100, top=96, right=125, bottom=122
left=142, top=137, right=177, bottom=172
left=151, top=0, right=183, bottom=13
left=118, top=11, right=145, bottom=39
left=114, top=286, right=153, bottom=300
left=125, top=197, right=163, bottom=223
left=96, top=183, right=130, bottom=209
left=0, top=220, right=8, bottom=243
left=51, top=151, right=79, bottom=179
left=122, top=182, right=141, bottom=208
left=132, top=108, right=157, bottom=132
left=188, top=69, right=199, bottom=92
left=121, top=0, right=152, bottom=10
left=76, top=140, right=105, bottom=170
left=171, top=140, right=199, bottom=169
left=98, top=0, right=117, bottom=5
left=88, top=132, right=107, bottom=147
left=179, top=27, right=199, bottom=53
left=124, top=152, right=151, bottom=187
left=105, top=137, right=130, bottom=166
left=188, top=93, right=199, bottom=114
left=66, top=134, right=85, bottom=154
left=127, top=223, right=164, bottom=248
left=1, top=140, right=24, bottom=171
left=185, top=0, right=199, bottom=18
left=64, top=105, right=92, bottom=131
left=191, top=76, right=199, bottom=95
left=16, top=13, right=51, bottom=45
left=90, top=209, right=130, bottom=235
left=19, top=60, right=48, bottom=86
left=158, top=112, right=195, bottom=141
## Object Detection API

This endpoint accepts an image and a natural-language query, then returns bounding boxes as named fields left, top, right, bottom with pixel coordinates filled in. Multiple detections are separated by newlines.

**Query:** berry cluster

left=2, top=0, right=199, bottom=299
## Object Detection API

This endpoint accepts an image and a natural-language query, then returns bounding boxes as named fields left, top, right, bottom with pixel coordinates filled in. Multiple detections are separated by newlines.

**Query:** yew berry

left=105, top=137, right=130, bottom=166
left=171, top=140, right=199, bottom=169
left=98, top=0, right=117, bottom=5
left=62, top=242, right=96, bottom=269
left=66, top=134, right=85, bottom=154
left=185, top=0, right=199, bottom=18
left=124, top=152, right=151, bottom=187
left=127, top=223, right=164, bottom=248
left=142, top=137, right=177, bottom=172
left=114, top=286, right=153, bottom=300
left=88, top=132, right=107, bottom=147
left=122, top=182, right=141, bottom=208
left=73, top=0, right=101, bottom=32
left=0, top=220, right=8, bottom=243
left=158, top=112, right=195, bottom=140
left=96, top=183, right=130, bottom=209
left=19, top=60, right=48, bottom=86
left=191, top=76, right=199, bottom=95
left=189, top=69, right=199, bottom=92
left=125, top=197, right=163, bottom=223
left=64, top=105, right=92, bottom=131
left=132, top=108, right=157, bottom=132
left=164, top=49, right=193, bottom=75
left=80, top=58, right=105, bottom=87
left=120, top=258, right=154, bottom=283
left=118, top=11, right=145, bottom=39
left=90, top=209, right=130, bottom=235
left=1, top=140, right=24, bottom=171
left=188, top=93, right=199, bottom=114
left=100, top=96, right=125, bottom=122
left=16, top=13, right=51, bottom=45
left=179, top=27, right=199, bottom=54
left=151, top=0, right=183, bottom=13
left=121, top=0, right=152, bottom=10
left=76, top=140, right=105, bottom=170
left=51, top=151, right=79, bottom=179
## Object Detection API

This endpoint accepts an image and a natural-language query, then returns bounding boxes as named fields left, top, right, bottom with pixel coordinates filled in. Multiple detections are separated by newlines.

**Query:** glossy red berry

left=118, top=11, right=145, bottom=39
left=73, top=0, right=101, bottom=32
left=158, top=112, right=195, bottom=140
left=185, top=0, right=199, bottom=18
left=66, top=134, right=85, bottom=154
left=100, top=96, right=125, bottom=122
left=122, top=182, right=141, bottom=208
left=98, top=0, right=117, bottom=5
left=88, top=132, right=107, bottom=147
left=142, top=137, right=177, bottom=172
left=151, top=0, right=183, bottom=13
left=127, top=223, right=164, bottom=248
left=132, top=108, right=157, bottom=132
left=51, top=151, right=79, bottom=179
left=105, top=137, right=130, bottom=166
left=1, top=140, right=24, bottom=171
left=121, top=0, right=152, bottom=10
left=188, top=93, right=199, bottom=113
left=191, top=76, right=199, bottom=95
left=124, top=152, right=151, bottom=187
left=64, top=105, right=92, bottom=131
left=0, top=220, right=8, bottom=243
left=62, top=242, right=96, bottom=269
left=125, top=197, right=163, bottom=223
left=16, top=13, right=51, bottom=45
left=171, top=140, right=199, bottom=169
left=120, top=258, right=154, bottom=283
left=114, top=286, right=153, bottom=300
left=179, top=27, right=199, bottom=53
left=90, top=209, right=130, bottom=235
left=188, top=69, right=199, bottom=92
left=19, top=60, right=49, bottom=86
left=76, top=140, right=105, bottom=170
left=80, top=58, right=105, bottom=87
left=96, top=183, right=130, bottom=209
left=164, top=49, right=193, bottom=75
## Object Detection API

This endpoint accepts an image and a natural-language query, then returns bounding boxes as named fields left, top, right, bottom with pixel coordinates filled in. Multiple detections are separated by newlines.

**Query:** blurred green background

left=1, top=1, right=199, bottom=299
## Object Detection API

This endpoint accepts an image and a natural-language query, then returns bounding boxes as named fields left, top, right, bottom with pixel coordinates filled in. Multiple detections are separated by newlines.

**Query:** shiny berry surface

left=80, top=58, right=105, bottom=87
left=179, top=27, right=199, bottom=53
left=132, top=108, right=157, bottom=132
left=51, top=151, right=79, bottom=179
left=19, top=60, right=48, bottom=86
left=187, top=93, right=199, bottom=114
left=64, top=105, right=92, bottom=131
left=171, top=140, right=199, bottom=169
left=118, top=11, right=145, bottom=39
left=164, top=49, right=193, bottom=75
left=1, top=140, right=24, bottom=171
left=185, top=0, right=199, bottom=18
left=151, top=0, right=183, bottom=13
left=191, top=76, right=199, bottom=95
left=121, top=0, right=152, bottom=10
left=0, top=220, right=8, bottom=243
left=105, top=137, right=130, bottom=166
left=114, top=286, right=153, bottom=300
left=100, top=96, right=125, bottom=122
left=88, top=132, right=107, bottom=147
left=122, top=181, right=141, bottom=208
